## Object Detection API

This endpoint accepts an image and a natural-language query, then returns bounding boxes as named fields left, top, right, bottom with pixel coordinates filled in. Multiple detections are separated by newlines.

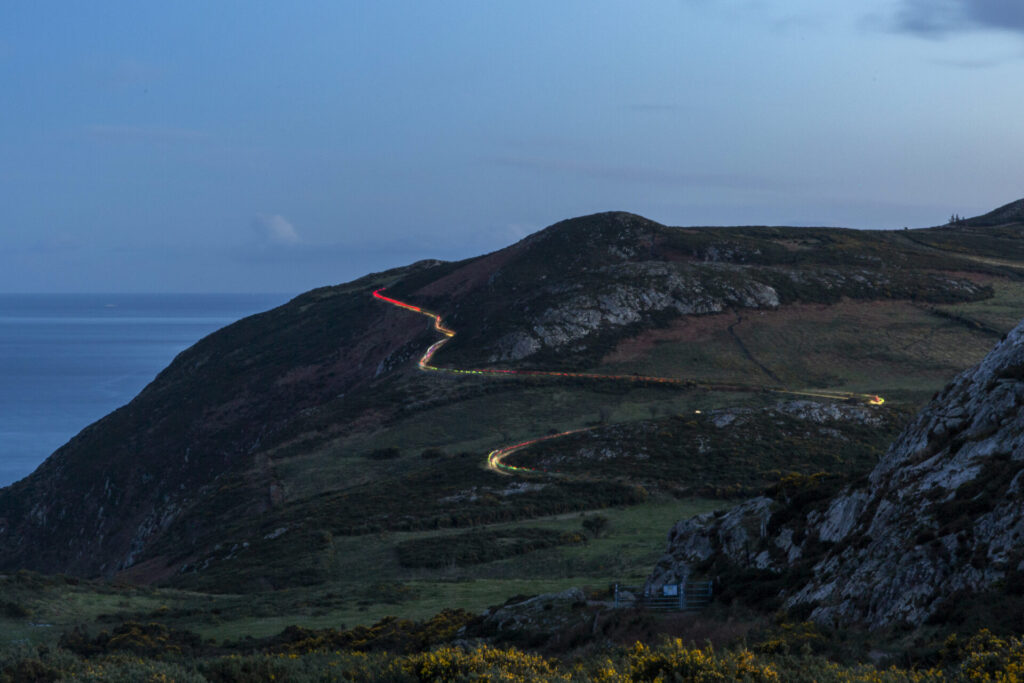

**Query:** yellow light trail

left=373, top=288, right=884, bottom=474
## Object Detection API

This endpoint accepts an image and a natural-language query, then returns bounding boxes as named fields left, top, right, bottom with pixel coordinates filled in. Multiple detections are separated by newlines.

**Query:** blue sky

left=2, top=1, right=1023, bottom=292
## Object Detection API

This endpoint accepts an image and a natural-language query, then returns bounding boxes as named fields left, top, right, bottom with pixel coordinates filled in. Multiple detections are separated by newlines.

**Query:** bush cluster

left=395, top=528, right=586, bottom=568
left=267, top=608, right=476, bottom=655
left=16, top=632, right=1024, bottom=682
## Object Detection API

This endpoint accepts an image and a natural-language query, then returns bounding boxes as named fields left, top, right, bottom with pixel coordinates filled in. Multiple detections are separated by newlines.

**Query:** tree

left=582, top=515, right=610, bottom=538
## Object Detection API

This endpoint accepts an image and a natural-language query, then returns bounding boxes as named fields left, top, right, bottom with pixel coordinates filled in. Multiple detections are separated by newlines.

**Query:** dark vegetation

left=395, top=528, right=587, bottom=568
left=6, top=604, right=1024, bottom=681
left=60, top=621, right=207, bottom=658
left=511, top=407, right=905, bottom=498
left=288, top=469, right=647, bottom=537
left=581, top=515, right=609, bottom=538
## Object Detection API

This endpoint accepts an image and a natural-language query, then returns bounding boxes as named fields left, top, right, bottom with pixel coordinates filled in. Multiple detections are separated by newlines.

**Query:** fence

left=612, top=581, right=713, bottom=611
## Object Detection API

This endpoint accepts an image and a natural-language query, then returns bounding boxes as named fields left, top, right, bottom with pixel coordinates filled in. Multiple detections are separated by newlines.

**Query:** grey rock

left=646, top=318, right=1024, bottom=627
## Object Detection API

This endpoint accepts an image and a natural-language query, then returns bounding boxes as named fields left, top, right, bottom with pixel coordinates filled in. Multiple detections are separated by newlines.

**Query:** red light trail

left=373, top=287, right=884, bottom=475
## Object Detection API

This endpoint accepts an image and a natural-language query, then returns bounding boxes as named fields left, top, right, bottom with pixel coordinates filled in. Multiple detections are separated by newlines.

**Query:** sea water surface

left=0, top=293, right=292, bottom=488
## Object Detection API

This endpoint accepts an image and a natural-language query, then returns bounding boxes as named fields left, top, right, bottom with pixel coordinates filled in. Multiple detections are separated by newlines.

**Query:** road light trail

left=373, top=287, right=884, bottom=474
left=486, top=428, right=595, bottom=476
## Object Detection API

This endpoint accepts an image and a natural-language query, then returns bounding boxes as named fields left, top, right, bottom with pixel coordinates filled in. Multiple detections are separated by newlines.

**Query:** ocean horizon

left=0, top=293, right=294, bottom=488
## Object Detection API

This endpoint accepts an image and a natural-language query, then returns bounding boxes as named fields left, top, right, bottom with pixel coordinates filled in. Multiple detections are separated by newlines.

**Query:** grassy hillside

left=3, top=205, right=1024, bottom=679
left=3, top=208, right=1024, bottom=653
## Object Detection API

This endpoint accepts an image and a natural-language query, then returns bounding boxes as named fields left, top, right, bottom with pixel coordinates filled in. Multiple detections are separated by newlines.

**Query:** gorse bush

left=938, top=629, right=1024, bottom=681
left=8, top=626, right=1024, bottom=681
left=400, top=644, right=566, bottom=682
left=269, top=608, right=476, bottom=655
left=623, top=639, right=780, bottom=682
left=60, top=621, right=206, bottom=658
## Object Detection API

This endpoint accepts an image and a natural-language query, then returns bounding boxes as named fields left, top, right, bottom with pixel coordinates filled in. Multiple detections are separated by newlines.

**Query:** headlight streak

left=485, top=428, right=594, bottom=477
left=373, top=287, right=885, bottom=475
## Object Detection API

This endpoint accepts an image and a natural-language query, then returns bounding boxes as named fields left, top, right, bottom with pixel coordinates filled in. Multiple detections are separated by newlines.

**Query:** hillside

left=647, top=311, right=1024, bottom=629
left=3, top=204, right=1024, bottom=604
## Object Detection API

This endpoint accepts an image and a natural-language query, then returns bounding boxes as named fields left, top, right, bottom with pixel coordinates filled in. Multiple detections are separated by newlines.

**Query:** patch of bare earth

left=601, top=298, right=955, bottom=367
left=603, top=313, right=735, bottom=364
left=414, top=242, right=526, bottom=300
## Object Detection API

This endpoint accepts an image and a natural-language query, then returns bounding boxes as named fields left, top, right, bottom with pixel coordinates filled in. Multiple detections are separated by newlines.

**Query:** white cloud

left=253, top=214, right=302, bottom=245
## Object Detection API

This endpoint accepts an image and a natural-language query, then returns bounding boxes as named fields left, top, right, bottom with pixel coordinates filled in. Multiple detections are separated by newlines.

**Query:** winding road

left=373, top=288, right=884, bottom=475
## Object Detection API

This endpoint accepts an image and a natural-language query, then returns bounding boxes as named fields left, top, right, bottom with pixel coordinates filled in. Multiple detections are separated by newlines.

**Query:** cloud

left=253, top=214, right=302, bottom=246
left=892, top=0, right=1024, bottom=36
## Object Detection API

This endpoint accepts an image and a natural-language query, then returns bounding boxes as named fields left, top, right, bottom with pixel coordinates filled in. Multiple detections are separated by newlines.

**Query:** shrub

left=0, top=601, right=30, bottom=619
left=267, top=609, right=476, bottom=655
left=59, top=621, right=205, bottom=658
left=396, top=528, right=586, bottom=568
left=400, top=644, right=564, bottom=682
left=582, top=514, right=610, bottom=538
left=366, top=447, right=401, bottom=460
left=626, top=639, right=780, bottom=682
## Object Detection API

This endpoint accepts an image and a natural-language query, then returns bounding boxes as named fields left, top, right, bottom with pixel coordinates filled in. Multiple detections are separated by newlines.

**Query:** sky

left=1, top=1, right=1023, bottom=293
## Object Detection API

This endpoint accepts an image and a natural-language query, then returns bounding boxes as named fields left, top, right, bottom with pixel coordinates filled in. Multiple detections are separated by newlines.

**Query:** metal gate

left=613, top=581, right=713, bottom=611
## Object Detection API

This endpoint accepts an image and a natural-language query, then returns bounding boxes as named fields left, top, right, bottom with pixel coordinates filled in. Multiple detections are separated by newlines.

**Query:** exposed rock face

left=484, top=259, right=988, bottom=363
left=713, top=400, right=887, bottom=430
left=471, top=212, right=990, bottom=364
left=489, top=262, right=781, bottom=362
left=647, top=319, right=1024, bottom=628
left=472, top=588, right=593, bottom=644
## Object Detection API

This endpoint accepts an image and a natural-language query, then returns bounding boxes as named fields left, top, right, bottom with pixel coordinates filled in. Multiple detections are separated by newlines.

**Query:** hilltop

left=2, top=202, right=1024, bottom=613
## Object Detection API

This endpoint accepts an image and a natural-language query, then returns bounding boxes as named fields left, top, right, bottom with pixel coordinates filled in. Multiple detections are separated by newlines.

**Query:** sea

left=0, top=293, right=293, bottom=488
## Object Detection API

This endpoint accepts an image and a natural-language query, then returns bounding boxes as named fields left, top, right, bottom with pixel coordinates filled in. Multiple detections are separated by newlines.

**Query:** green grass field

left=1, top=497, right=721, bottom=646
left=142, top=277, right=1024, bottom=631
left=194, top=496, right=720, bottom=639
left=595, top=299, right=1006, bottom=402
left=934, top=279, right=1024, bottom=333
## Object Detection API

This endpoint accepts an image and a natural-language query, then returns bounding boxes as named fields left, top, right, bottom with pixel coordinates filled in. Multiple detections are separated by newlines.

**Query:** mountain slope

left=646, top=313, right=1024, bottom=628
left=965, top=197, right=1024, bottom=227
left=2, top=205, right=1024, bottom=588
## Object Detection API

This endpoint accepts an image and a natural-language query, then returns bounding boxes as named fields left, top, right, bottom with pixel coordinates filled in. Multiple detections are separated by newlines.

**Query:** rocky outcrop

left=489, top=262, right=781, bottom=362
left=484, top=263, right=988, bottom=364
left=485, top=260, right=989, bottom=363
left=647, top=318, right=1024, bottom=628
